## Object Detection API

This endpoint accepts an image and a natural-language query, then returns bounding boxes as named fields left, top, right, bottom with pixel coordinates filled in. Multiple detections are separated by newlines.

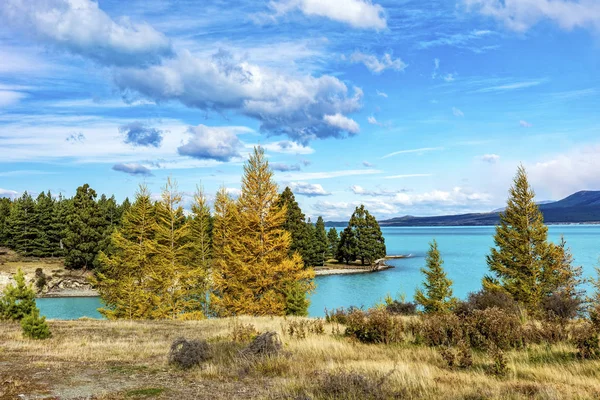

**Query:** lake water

left=37, top=225, right=600, bottom=319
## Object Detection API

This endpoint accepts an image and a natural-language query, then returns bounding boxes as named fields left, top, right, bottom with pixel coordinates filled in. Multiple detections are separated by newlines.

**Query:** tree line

left=0, top=147, right=387, bottom=319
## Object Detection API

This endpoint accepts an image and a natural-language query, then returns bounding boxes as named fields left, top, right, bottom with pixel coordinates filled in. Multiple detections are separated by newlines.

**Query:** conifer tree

left=6, top=192, right=37, bottom=255
left=313, top=216, right=328, bottom=266
left=484, top=166, right=563, bottom=312
left=210, top=186, right=239, bottom=316
left=188, top=185, right=212, bottom=315
left=94, top=185, right=158, bottom=319
left=63, top=184, right=103, bottom=269
left=32, top=191, right=54, bottom=257
left=305, top=217, right=318, bottom=266
left=152, top=178, right=203, bottom=319
left=0, top=197, right=11, bottom=246
left=211, top=147, right=314, bottom=316
left=277, top=187, right=312, bottom=266
left=49, top=194, right=71, bottom=257
left=0, top=268, right=37, bottom=320
left=326, top=227, right=339, bottom=260
left=415, top=240, right=455, bottom=313
left=337, top=224, right=357, bottom=264
left=356, top=206, right=386, bottom=265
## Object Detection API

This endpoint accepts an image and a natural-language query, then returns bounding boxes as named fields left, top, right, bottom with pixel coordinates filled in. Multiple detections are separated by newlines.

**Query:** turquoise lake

left=37, top=225, right=600, bottom=319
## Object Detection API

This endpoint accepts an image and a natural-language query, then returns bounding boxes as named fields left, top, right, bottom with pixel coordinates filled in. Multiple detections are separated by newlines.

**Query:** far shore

left=40, top=289, right=99, bottom=298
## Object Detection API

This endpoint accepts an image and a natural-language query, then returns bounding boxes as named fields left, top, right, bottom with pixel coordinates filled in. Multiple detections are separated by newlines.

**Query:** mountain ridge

left=325, top=190, right=600, bottom=227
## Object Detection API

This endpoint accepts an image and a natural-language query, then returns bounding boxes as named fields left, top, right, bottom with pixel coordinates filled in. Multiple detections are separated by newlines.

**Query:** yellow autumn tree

left=211, top=147, right=314, bottom=316
left=188, top=184, right=212, bottom=315
left=152, top=177, right=204, bottom=319
left=93, top=185, right=157, bottom=319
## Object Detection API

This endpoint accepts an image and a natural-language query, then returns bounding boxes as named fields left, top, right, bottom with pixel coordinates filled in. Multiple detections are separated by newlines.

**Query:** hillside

left=326, top=190, right=600, bottom=227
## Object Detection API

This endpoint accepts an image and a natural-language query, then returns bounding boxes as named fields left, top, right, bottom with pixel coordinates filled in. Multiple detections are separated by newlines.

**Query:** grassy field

left=2, top=316, right=600, bottom=400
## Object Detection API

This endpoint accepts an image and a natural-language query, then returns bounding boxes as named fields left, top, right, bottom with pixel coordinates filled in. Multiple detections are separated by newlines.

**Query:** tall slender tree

left=0, top=197, right=11, bottom=247
left=6, top=192, right=36, bottom=255
left=277, top=187, right=312, bottom=267
left=94, top=185, right=157, bottom=319
left=211, top=147, right=314, bottom=316
left=313, top=216, right=328, bottom=266
left=63, top=184, right=103, bottom=269
left=415, top=240, right=455, bottom=313
left=188, top=185, right=212, bottom=315
left=484, top=165, right=565, bottom=312
left=32, top=191, right=54, bottom=257
left=326, top=227, right=339, bottom=260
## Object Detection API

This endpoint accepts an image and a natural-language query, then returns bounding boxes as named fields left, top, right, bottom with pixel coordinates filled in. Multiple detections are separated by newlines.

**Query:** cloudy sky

left=0, top=0, right=599, bottom=219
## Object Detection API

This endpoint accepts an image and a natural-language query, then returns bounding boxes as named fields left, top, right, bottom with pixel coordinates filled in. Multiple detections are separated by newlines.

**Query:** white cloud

left=112, top=163, right=154, bottom=177
left=529, top=145, right=600, bottom=199
left=271, top=162, right=301, bottom=172
left=480, top=154, right=500, bottom=163
left=463, top=0, right=600, bottom=32
left=350, top=51, right=407, bottom=73
left=471, top=80, right=544, bottom=93
left=261, top=141, right=315, bottom=155
left=381, top=147, right=443, bottom=159
left=384, top=174, right=432, bottom=179
left=520, top=120, right=533, bottom=127
left=178, top=125, right=250, bottom=162
left=367, top=115, right=382, bottom=126
left=432, top=58, right=440, bottom=79
left=350, top=185, right=397, bottom=196
left=267, top=0, right=387, bottom=30
left=376, top=90, right=388, bottom=98
left=115, top=50, right=363, bottom=143
left=289, top=182, right=330, bottom=197
left=0, top=0, right=173, bottom=66
left=323, top=113, right=360, bottom=134
left=0, top=90, right=26, bottom=107
left=452, top=107, right=465, bottom=117
left=444, top=73, right=456, bottom=82
left=0, top=188, right=19, bottom=199
left=282, top=169, right=382, bottom=181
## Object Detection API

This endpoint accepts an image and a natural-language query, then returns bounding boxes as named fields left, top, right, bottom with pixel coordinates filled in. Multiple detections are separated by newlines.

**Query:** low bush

left=344, top=308, right=403, bottom=344
left=34, top=268, right=47, bottom=291
left=487, top=344, right=508, bottom=377
left=541, top=292, right=582, bottom=321
left=311, top=369, right=395, bottom=400
left=385, top=300, right=417, bottom=316
left=284, top=319, right=325, bottom=339
left=466, top=307, right=523, bottom=350
left=230, top=321, right=258, bottom=343
left=324, top=306, right=361, bottom=325
left=421, top=313, right=463, bottom=347
left=455, top=289, right=519, bottom=317
left=168, top=337, right=211, bottom=369
left=571, top=323, right=600, bottom=359
left=21, top=308, right=51, bottom=340
left=240, top=331, right=282, bottom=358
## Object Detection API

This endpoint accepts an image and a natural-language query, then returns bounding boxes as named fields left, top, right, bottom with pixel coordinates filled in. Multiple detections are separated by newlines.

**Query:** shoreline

left=314, top=254, right=409, bottom=276
left=40, top=289, right=99, bottom=298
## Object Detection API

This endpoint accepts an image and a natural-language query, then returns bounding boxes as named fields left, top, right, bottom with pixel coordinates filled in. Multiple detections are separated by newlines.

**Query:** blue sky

left=0, top=0, right=599, bottom=219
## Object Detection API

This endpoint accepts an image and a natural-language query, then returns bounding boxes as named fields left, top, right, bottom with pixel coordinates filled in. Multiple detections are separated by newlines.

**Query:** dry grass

left=1, top=317, right=600, bottom=399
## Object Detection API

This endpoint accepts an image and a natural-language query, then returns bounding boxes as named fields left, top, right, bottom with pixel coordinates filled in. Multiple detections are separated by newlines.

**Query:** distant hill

left=325, top=191, right=600, bottom=227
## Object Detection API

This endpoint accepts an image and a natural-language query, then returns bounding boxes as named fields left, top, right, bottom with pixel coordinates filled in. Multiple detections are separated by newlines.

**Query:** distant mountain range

left=325, top=191, right=600, bottom=227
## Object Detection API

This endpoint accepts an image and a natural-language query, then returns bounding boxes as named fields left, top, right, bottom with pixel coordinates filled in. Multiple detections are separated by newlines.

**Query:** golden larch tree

left=211, top=147, right=314, bottom=316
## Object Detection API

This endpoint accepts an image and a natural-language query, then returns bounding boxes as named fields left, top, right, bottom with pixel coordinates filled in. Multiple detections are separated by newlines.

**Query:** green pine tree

left=5, top=192, right=37, bottom=255
left=326, top=227, right=339, bottom=260
left=337, top=224, right=357, bottom=264
left=277, top=187, right=312, bottom=267
left=94, top=185, right=158, bottom=319
left=32, top=191, right=54, bottom=257
left=0, top=268, right=37, bottom=321
left=49, top=194, right=71, bottom=257
left=63, top=184, right=104, bottom=269
left=284, top=280, right=310, bottom=316
left=313, top=216, right=328, bottom=267
left=484, top=165, right=564, bottom=312
left=21, top=308, right=51, bottom=340
left=0, top=197, right=13, bottom=247
left=415, top=240, right=456, bottom=313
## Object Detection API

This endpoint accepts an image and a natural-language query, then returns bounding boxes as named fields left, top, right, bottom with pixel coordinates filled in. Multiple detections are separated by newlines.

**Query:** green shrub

left=344, top=308, right=403, bottom=344
left=21, top=308, right=51, bottom=340
left=0, top=268, right=36, bottom=321
left=35, top=268, right=47, bottom=291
